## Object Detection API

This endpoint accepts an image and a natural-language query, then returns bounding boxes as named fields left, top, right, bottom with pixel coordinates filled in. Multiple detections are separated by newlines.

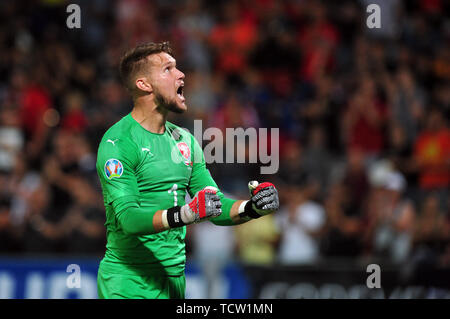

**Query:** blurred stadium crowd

left=0, top=0, right=449, bottom=277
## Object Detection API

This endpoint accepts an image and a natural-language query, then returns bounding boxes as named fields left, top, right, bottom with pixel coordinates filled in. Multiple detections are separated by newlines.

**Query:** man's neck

left=131, top=96, right=168, bottom=134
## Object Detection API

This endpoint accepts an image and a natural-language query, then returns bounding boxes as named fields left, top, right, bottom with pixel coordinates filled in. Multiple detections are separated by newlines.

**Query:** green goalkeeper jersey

left=96, top=113, right=236, bottom=276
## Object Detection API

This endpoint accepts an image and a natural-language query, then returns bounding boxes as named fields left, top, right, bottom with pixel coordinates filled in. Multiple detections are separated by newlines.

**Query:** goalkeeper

left=96, top=42, right=279, bottom=299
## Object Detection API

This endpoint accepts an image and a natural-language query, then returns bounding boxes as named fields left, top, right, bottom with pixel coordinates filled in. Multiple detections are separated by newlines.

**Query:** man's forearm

left=212, top=181, right=280, bottom=226
left=209, top=199, right=251, bottom=226
left=117, top=199, right=248, bottom=235
left=114, top=187, right=223, bottom=235
left=115, top=206, right=168, bottom=235
left=230, top=200, right=253, bottom=224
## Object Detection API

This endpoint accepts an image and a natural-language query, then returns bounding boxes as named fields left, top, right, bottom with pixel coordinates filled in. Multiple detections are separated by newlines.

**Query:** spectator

left=234, top=211, right=280, bottom=265
left=276, top=139, right=311, bottom=188
left=62, top=177, right=105, bottom=255
left=412, top=194, right=448, bottom=269
left=370, top=171, right=416, bottom=263
left=0, top=106, right=24, bottom=173
left=277, top=187, right=326, bottom=264
left=176, top=0, right=214, bottom=73
left=60, top=91, right=88, bottom=133
left=413, top=108, right=450, bottom=195
left=302, top=124, right=334, bottom=197
left=341, top=147, right=370, bottom=214
left=16, top=67, right=53, bottom=162
left=188, top=218, right=235, bottom=298
left=0, top=196, right=20, bottom=252
left=6, top=154, right=41, bottom=228
left=390, top=67, right=426, bottom=143
left=385, top=122, right=419, bottom=196
left=297, top=0, right=339, bottom=82
left=320, top=182, right=366, bottom=258
left=21, top=180, right=66, bottom=252
left=341, top=78, right=387, bottom=157
left=209, top=1, right=258, bottom=76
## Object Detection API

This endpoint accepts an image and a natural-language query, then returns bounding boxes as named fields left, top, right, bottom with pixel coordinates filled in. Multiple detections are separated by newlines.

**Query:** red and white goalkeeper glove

left=163, top=186, right=222, bottom=228
left=238, top=181, right=279, bottom=219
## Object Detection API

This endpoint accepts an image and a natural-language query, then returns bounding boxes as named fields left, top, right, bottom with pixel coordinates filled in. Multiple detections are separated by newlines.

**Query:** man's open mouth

left=177, top=84, right=184, bottom=100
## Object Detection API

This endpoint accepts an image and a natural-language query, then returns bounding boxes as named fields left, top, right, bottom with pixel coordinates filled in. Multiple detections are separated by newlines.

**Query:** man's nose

left=177, top=69, right=185, bottom=80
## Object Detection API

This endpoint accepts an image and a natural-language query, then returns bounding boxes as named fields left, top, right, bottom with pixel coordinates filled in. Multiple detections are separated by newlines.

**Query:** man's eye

left=165, top=67, right=170, bottom=73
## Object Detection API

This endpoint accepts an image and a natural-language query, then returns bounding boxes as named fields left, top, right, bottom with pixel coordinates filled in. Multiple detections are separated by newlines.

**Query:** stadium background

left=0, top=0, right=449, bottom=298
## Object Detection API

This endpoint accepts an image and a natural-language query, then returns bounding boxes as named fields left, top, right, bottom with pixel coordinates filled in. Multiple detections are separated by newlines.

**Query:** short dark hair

left=119, top=41, right=173, bottom=91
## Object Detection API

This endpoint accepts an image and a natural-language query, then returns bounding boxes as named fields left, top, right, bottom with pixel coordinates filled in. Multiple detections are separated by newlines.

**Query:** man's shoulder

left=98, top=115, right=139, bottom=155
left=103, top=114, right=132, bottom=136
left=100, top=115, right=137, bottom=145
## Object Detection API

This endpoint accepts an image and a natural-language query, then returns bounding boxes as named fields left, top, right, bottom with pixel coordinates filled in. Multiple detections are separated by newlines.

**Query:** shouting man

left=96, top=42, right=279, bottom=299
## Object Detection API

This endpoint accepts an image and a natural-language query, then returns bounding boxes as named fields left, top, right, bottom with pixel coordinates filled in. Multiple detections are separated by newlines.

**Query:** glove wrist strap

left=165, top=206, right=186, bottom=228
left=238, top=200, right=262, bottom=219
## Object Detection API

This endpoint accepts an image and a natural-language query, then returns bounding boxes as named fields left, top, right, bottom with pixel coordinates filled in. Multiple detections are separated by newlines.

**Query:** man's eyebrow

left=162, top=60, right=176, bottom=68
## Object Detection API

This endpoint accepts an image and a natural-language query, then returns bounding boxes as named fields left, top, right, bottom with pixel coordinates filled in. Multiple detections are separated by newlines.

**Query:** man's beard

left=154, top=90, right=185, bottom=114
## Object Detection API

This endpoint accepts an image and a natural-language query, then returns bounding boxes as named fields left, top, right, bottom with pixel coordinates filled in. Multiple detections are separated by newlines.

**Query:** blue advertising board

left=0, top=256, right=250, bottom=299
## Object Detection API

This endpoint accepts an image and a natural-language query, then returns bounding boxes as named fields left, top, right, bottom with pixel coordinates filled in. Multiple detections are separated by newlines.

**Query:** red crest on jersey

left=177, top=142, right=191, bottom=160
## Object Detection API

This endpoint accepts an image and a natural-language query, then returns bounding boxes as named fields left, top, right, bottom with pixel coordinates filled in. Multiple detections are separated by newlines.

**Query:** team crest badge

left=176, top=142, right=192, bottom=166
left=104, top=159, right=123, bottom=179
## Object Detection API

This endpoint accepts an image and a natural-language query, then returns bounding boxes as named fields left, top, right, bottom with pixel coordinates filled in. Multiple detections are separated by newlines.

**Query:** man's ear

left=135, top=77, right=153, bottom=94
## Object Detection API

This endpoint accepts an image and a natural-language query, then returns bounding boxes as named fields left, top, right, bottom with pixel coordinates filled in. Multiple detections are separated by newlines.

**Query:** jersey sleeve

left=96, top=137, right=140, bottom=206
left=187, top=134, right=238, bottom=226
left=97, top=137, right=163, bottom=235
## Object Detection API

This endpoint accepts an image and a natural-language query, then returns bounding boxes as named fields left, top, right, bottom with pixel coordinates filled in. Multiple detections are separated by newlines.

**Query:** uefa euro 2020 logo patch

left=104, top=159, right=123, bottom=180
